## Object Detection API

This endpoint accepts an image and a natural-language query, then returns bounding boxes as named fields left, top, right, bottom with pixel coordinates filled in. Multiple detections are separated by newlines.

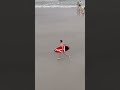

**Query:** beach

left=35, top=8, right=85, bottom=90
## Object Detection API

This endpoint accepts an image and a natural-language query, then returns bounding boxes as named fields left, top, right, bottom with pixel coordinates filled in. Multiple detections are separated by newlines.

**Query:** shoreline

left=35, top=5, right=85, bottom=8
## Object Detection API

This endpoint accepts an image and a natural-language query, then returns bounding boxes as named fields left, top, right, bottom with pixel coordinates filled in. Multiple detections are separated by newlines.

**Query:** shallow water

left=35, top=0, right=85, bottom=6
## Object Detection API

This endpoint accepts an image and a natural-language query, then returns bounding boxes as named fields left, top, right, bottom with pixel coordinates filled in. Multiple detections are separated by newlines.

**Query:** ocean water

left=35, top=0, right=85, bottom=8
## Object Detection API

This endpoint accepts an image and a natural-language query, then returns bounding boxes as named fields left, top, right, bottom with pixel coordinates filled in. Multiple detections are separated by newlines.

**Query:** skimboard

left=54, top=46, right=70, bottom=53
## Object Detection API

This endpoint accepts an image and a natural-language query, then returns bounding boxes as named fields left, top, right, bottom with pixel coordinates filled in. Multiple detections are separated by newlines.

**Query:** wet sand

left=35, top=8, right=85, bottom=90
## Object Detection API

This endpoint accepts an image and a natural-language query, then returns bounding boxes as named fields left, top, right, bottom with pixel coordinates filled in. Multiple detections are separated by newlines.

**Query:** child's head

left=60, top=40, right=63, bottom=43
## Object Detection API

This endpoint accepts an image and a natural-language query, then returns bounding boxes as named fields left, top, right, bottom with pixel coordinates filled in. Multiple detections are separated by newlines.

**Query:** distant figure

left=81, top=6, right=85, bottom=16
left=77, top=1, right=82, bottom=15
left=54, top=40, right=70, bottom=60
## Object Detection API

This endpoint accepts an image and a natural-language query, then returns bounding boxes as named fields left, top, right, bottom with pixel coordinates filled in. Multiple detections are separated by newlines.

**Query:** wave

left=35, top=5, right=85, bottom=8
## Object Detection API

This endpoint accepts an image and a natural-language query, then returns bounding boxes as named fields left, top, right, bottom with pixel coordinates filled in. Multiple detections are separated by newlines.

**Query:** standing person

left=81, top=6, right=85, bottom=16
left=77, top=1, right=82, bottom=15
left=77, top=1, right=80, bottom=15
left=79, top=1, right=84, bottom=15
left=54, top=40, right=70, bottom=60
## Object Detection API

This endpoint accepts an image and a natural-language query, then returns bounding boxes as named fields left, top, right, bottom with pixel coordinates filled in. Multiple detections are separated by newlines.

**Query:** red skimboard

left=54, top=46, right=70, bottom=53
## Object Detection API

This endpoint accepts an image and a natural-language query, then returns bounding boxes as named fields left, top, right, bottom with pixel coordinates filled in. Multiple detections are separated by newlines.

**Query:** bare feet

left=68, top=56, right=70, bottom=58
left=57, top=58, right=61, bottom=60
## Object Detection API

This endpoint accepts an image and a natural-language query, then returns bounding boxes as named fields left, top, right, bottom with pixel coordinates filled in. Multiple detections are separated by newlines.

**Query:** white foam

left=35, top=5, right=85, bottom=8
left=35, top=5, right=77, bottom=8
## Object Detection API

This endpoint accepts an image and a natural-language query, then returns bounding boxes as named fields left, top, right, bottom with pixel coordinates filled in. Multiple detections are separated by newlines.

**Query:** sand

left=35, top=8, right=85, bottom=90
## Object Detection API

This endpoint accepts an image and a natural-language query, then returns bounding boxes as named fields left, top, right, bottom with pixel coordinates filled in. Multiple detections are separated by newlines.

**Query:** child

left=54, top=40, right=70, bottom=59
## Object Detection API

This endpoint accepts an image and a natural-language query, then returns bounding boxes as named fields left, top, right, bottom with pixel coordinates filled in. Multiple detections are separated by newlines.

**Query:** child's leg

left=63, top=52, right=70, bottom=58
left=57, top=53, right=61, bottom=59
